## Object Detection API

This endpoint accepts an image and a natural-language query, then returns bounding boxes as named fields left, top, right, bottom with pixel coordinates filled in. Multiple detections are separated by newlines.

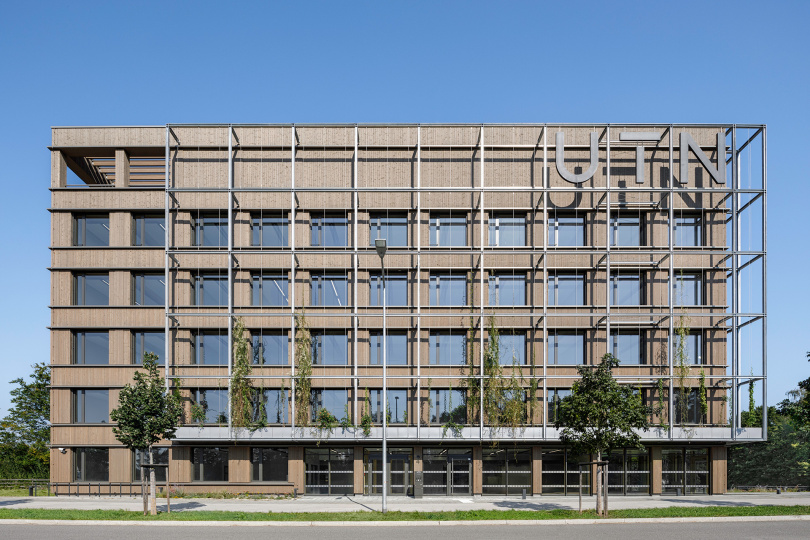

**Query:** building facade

left=49, top=124, right=767, bottom=496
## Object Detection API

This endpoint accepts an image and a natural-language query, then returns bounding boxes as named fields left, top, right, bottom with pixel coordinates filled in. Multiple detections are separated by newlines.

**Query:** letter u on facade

left=555, top=132, right=600, bottom=184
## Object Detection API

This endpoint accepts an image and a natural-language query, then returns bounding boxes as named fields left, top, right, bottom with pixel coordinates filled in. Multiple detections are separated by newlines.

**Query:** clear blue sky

left=0, top=0, right=807, bottom=415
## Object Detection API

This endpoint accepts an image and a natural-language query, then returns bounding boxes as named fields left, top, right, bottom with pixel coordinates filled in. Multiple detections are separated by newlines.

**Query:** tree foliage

left=0, top=363, right=50, bottom=478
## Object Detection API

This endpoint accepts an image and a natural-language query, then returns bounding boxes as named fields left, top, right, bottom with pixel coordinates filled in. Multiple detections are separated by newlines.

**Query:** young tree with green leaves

left=0, top=363, right=50, bottom=478
left=554, top=353, right=651, bottom=515
left=110, top=353, right=182, bottom=515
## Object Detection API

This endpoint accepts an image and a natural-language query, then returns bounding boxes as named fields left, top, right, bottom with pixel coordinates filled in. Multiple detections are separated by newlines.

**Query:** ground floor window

left=482, top=447, right=532, bottom=495
left=252, top=448, right=288, bottom=482
left=74, top=447, right=109, bottom=482
left=542, top=449, right=590, bottom=495
left=305, top=448, right=353, bottom=494
left=423, top=447, right=472, bottom=495
left=607, top=448, right=649, bottom=495
left=192, top=447, right=229, bottom=482
left=134, top=447, right=169, bottom=482
left=662, top=447, right=709, bottom=494
left=363, top=447, right=413, bottom=495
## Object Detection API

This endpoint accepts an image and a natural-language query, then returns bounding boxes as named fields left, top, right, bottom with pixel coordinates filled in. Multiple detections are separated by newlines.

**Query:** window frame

left=73, top=214, right=110, bottom=247
left=311, top=331, right=349, bottom=365
left=193, top=331, right=228, bottom=365
left=74, top=273, right=110, bottom=306
left=310, top=389, right=349, bottom=422
left=429, top=273, right=467, bottom=306
left=311, top=214, right=349, bottom=247
left=429, top=214, right=467, bottom=247
left=369, top=330, right=408, bottom=366
left=74, top=447, right=109, bottom=482
left=548, top=331, right=585, bottom=365
left=73, top=331, right=109, bottom=365
left=133, top=273, right=165, bottom=306
left=192, top=213, right=228, bottom=247
left=192, top=447, right=229, bottom=482
left=251, top=330, right=288, bottom=366
left=311, top=274, right=349, bottom=307
left=610, top=331, right=644, bottom=365
left=489, top=213, right=526, bottom=247
left=497, top=332, right=526, bottom=366
left=193, top=272, right=228, bottom=307
left=429, top=331, right=467, bottom=366
left=674, top=214, right=703, bottom=247
left=252, top=272, right=289, bottom=307
left=547, top=215, right=585, bottom=247
left=369, top=272, right=408, bottom=306
left=547, top=273, right=585, bottom=306
left=673, top=271, right=703, bottom=306
left=369, top=213, right=408, bottom=247
left=72, top=389, right=109, bottom=424
left=192, top=389, right=229, bottom=424
left=252, top=214, right=289, bottom=247
left=251, top=447, right=289, bottom=482
left=133, top=331, right=165, bottom=365
left=133, top=214, right=165, bottom=247
left=610, top=215, right=644, bottom=247
left=610, top=272, right=645, bottom=306
left=488, top=273, right=527, bottom=306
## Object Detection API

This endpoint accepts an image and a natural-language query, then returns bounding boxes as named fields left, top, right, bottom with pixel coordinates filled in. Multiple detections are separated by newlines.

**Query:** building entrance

left=423, top=448, right=471, bottom=495
left=364, top=448, right=413, bottom=495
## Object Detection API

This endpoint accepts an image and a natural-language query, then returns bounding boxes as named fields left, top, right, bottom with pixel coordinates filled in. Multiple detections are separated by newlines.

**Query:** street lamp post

left=375, top=238, right=388, bottom=513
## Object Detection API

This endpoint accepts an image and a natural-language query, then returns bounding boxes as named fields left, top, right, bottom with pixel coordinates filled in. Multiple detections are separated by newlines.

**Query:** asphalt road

left=2, top=521, right=809, bottom=540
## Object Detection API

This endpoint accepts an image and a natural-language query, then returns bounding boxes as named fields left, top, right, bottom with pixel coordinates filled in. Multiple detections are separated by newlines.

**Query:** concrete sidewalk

left=1, top=493, right=808, bottom=514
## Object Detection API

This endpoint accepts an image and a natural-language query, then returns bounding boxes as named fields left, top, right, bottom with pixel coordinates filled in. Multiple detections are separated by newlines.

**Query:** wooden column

left=52, top=150, right=67, bottom=188
left=288, top=446, right=304, bottom=493
left=650, top=446, right=662, bottom=495
left=115, top=149, right=130, bottom=187
left=472, top=445, right=482, bottom=495
left=229, top=446, right=250, bottom=483
left=532, top=446, right=542, bottom=495
left=710, top=446, right=727, bottom=494
left=353, top=446, right=364, bottom=495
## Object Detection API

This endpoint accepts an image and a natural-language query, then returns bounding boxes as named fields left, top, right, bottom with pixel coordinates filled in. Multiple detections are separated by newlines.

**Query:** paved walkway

left=1, top=493, right=808, bottom=513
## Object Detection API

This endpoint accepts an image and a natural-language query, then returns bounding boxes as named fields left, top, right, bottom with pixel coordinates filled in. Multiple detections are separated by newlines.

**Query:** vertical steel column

left=416, top=125, right=421, bottom=440
left=381, top=251, right=387, bottom=511
left=290, top=125, right=297, bottom=432
left=731, top=126, right=739, bottom=438
left=479, top=125, right=485, bottom=440
left=353, top=126, right=359, bottom=429
left=227, top=126, right=234, bottom=433
left=761, top=127, right=768, bottom=441
left=668, top=126, right=675, bottom=437
left=541, top=125, right=548, bottom=439
left=164, top=125, right=171, bottom=394
left=605, top=126, right=612, bottom=380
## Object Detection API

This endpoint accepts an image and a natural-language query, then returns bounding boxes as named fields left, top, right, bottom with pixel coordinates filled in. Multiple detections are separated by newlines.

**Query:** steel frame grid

left=158, top=123, right=766, bottom=443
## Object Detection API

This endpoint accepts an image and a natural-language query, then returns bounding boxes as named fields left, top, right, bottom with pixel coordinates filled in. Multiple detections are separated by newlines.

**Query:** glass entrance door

left=422, top=448, right=472, bottom=495
left=449, top=455, right=471, bottom=495
left=364, top=449, right=413, bottom=495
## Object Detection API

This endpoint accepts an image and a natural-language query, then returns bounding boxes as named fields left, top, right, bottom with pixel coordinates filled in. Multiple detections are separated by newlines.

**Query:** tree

left=0, top=363, right=50, bottom=478
left=110, top=353, right=182, bottom=515
left=555, top=354, right=651, bottom=515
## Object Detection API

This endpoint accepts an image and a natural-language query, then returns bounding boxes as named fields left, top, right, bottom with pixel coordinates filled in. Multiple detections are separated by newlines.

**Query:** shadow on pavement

left=0, top=499, right=31, bottom=507
left=344, top=497, right=377, bottom=512
left=658, top=498, right=755, bottom=507
left=157, top=501, right=206, bottom=511
left=492, top=501, right=576, bottom=511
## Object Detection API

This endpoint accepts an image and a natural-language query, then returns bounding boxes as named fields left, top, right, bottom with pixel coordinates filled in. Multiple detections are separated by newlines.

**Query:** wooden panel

left=353, top=446, right=363, bottom=494
left=532, top=446, right=542, bottom=495
left=170, top=446, right=191, bottom=483
left=288, top=446, right=304, bottom=491
left=711, top=446, right=727, bottom=494
left=52, top=150, right=68, bottom=188
left=110, top=447, right=131, bottom=482
left=52, top=189, right=164, bottom=210
left=52, top=127, right=165, bottom=148
left=650, top=446, right=662, bottom=494
left=229, top=446, right=250, bottom=483
left=472, top=445, right=482, bottom=495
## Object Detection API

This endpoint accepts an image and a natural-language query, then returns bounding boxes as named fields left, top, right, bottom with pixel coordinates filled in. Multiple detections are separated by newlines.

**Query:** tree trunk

left=595, top=451, right=602, bottom=516
left=149, top=446, right=157, bottom=515
left=141, top=452, right=147, bottom=515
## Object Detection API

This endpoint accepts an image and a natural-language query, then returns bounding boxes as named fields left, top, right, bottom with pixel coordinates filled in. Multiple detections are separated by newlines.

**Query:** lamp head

left=375, top=238, right=387, bottom=259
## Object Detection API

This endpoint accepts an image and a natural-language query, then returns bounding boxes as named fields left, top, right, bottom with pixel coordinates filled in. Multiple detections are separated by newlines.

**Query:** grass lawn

left=0, top=506, right=808, bottom=521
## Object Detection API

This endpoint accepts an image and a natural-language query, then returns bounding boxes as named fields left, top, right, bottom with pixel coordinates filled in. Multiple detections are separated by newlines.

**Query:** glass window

left=610, top=273, right=643, bottom=305
left=252, top=448, right=288, bottom=482
left=74, top=448, right=109, bottom=482
left=662, top=448, right=685, bottom=495
left=311, top=332, right=348, bottom=365
left=73, top=331, right=109, bottom=365
left=498, top=333, right=526, bottom=365
left=305, top=447, right=354, bottom=495
left=674, top=272, right=702, bottom=306
left=611, top=331, right=642, bottom=365
left=685, top=448, right=709, bottom=494
left=134, top=215, right=165, bottom=247
left=252, top=273, right=288, bottom=306
left=430, top=215, right=467, bottom=247
left=193, top=389, right=229, bottom=424
left=548, top=273, right=584, bottom=305
left=134, top=447, right=169, bottom=482
left=367, top=389, right=407, bottom=423
left=675, top=215, right=702, bottom=247
left=482, top=447, right=532, bottom=496
left=194, top=332, right=228, bottom=365
left=253, top=389, right=288, bottom=424
left=311, top=389, right=348, bottom=422
left=675, top=389, right=701, bottom=425
left=369, top=214, right=407, bottom=247
left=252, top=331, right=288, bottom=365
left=133, top=274, right=165, bottom=306
left=429, top=331, right=466, bottom=365
left=252, top=215, right=288, bottom=247
left=548, top=216, right=584, bottom=247
left=73, top=214, right=109, bottom=247
left=548, top=388, right=571, bottom=423
left=429, top=274, right=467, bottom=306
left=675, top=331, right=703, bottom=365
left=369, top=331, right=407, bottom=365
left=489, top=274, right=526, bottom=306
left=133, top=331, right=165, bottom=365
left=430, top=389, right=466, bottom=424
left=73, top=389, right=109, bottom=423
left=369, top=273, right=407, bottom=306
left=489, top=214, right=526, bottom=247
left=549, top=331, right=584, bottom=365
left=311, top=274, right=348, bottom=307
left=192, top=447, right=229, bottom=481
left=74, top=274, right=109, bottom=305
left=193, top=214, right=227, bottom=247
left=311, top=214, right=348, bottom=247
left=194, top=273, right=228, bottom=306
left=611, top=216, right=642, bottom=247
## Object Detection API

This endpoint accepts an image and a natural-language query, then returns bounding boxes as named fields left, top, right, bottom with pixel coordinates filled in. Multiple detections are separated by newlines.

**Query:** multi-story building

left=49, top=124, right=766, bottom=496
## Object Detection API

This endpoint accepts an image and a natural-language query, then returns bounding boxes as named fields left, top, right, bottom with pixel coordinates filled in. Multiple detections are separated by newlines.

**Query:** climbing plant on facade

left=294, top=312, right=312, bottom=428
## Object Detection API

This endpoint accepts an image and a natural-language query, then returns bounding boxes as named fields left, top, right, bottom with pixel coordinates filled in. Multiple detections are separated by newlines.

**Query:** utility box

left=414, top=471, right=423, bottom=498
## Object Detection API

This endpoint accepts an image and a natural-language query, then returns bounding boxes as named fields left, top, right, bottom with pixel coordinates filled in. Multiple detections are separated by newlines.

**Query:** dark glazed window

left=73, top=331, right=109, bottom=365
left=133, top=331, right=165, bottom=365
left=311, top=332, right=348, bottom=365
left=430, top=215, right=466, bottom=246
left=429, top=389, right=466, bottom=424
left=252, top=215, right=288, bottom=247
left=252, top=274, right=288, bottom=306
left=311, top=215, right=348, bottom=247
left=252, top=331, right=288, bottom=365
left=548, top=216, right=584, bottom=247
left=73, top=389, right=109, bottom=423
left=311, top=274, right=348, bottom=306
left=429, top=274, right=467, bottom=306
left=133, top=274, right=165, bottom=306
left=192, top=447, right=229, bottom=481
left=369, top=214, right=407, bottom=247
left=192, top=389, right=229, bottom=424
left=489, top=214, right=526, bottom=247
left=74, top=448, right=109, bottom=482
left=134, top=215, right=165, bottom=247
left=193, top=214, right=227, bottom=247
left=194, top=273, right=228, bottom=306
left=369, top=273, right=407, bottom=306
left=489, top=274, right=526, bottom=306
left=548, top=332, right=584, bottom=365
left=429, top=331, right=466, bottom=365
left=252, top=448, right=288, bottom=482
left=74, top=274, right=109, bottom=305
left=369, top=331, right=407, bottom=365
left=74, top=214, right=109, bottom=247
left=310, top=389, right=348, bottom=422
left=194, top=332, right=228, bottom=365
left=134, top=448, right=168, bottom=482
left=548, top=273, right=584, bottom=305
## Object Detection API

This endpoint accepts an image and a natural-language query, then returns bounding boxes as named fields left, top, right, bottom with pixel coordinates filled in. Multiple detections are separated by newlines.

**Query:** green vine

left=441, top=381, right=464, bottom=438
left=699, top=368, right=708, bottom=425
left=294, top=313, right=312, bottom=428
left=313, top=407, right=338, bottom=444
left=657, top=377, right=668, bottom=429
left=230, top=317, right=254, bottom=430
left=190, top=401, right=206, bottom=428
left=424, top=378, right=433, bottom=426
left=674, top=309, right=691, bottom=426
left=462, top=278, right=480, bottom=423
left=340, top=403, right=353, bottom=431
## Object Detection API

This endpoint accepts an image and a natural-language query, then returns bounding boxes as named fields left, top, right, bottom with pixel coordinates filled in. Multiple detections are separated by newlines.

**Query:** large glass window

left=430, top=389, right=466, bottom=424
left=549, top=331, right=584, bottom=365
left=311, top=274, right=348, bottom=307
left=193, top=273, right=228, bottom=306
left=369, top=273, right=407, bottom=306
left=489, top=274, right=526, bottom=306
left=252, top=448, right=288, bottom=482
left=675, top=331, right=703, bottom=365
left=74, top=448, right=109, bottom=482
left=252, top=215, right=288, bottom=247
left=429, top=331, right=466, bottom=365
left=193, top=214, right=227, bottom=247
left=311, top=332, right=348, bottom=365
left=73, top=331, right=109, bottom=365
left=675, top=215, right=702, bottom=247
left=498, top=333, right=526, bottom=365
left=73, top=389, right=109, bottom=423
left=252, top=273, right=288, bottom=306
left=311, top=389, right=349, bottom=422
left=430, top=215, right=467, bottom=247
left=611, top=216, right=642, bottom=246
left=305, top=448, right=353, bottom=495
left=548, top=273, right=584, bottom=305
left=489, top=214, right=526, bottom=247
left=369, top=214, right=407, bottom=247
left=607, top=448, right=650, bottom=495
left=134, top=448, right=169, bottom=482
left=311, top=214, right=348, bottom=247
left=74, top=274, right=109, bottom=305
left=674, top=272, right=702, bottom=306
left=367, top=389, right=407, bottom=423
left=192, top=389, right=228, bottom=424
left=429, top=274, right=467, bottom=306
left=73, top=214, right=109, bottom=247
left=548, top=216, right=585, bottom=247
left=547, top=388, right=571, bottom=423
left=133, top=331, right=165, bottom=365
left=194, top=332, right=228, bottom=365
left=610, top=273, right=643, bottom=305
left=192, top=447, right=229, bottom=481
left=369, top=331, right=407, bottom=365
left=482, top=447, right=532, bottom=496
left=252, top=331, right=288, bottom=365
left=133, top=215, right=164, bottom=247
left=663, top=448, right=708, bottom=495
left=675, top=389, right=702, bottom=425
left=133, top=274, right=165, bottom=306
left=611, top=331, right=642, bottom=365
left=253, top=389, right=288, bottom=424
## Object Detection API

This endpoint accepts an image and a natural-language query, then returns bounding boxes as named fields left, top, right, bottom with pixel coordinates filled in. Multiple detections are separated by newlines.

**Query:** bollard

left=522, top=488, right=526, bottom=499
left=675, top=487, right=682, bottom=496
left=28, top=485, right=34, bottom=497
left=294, top=488, right=299, bottom=498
